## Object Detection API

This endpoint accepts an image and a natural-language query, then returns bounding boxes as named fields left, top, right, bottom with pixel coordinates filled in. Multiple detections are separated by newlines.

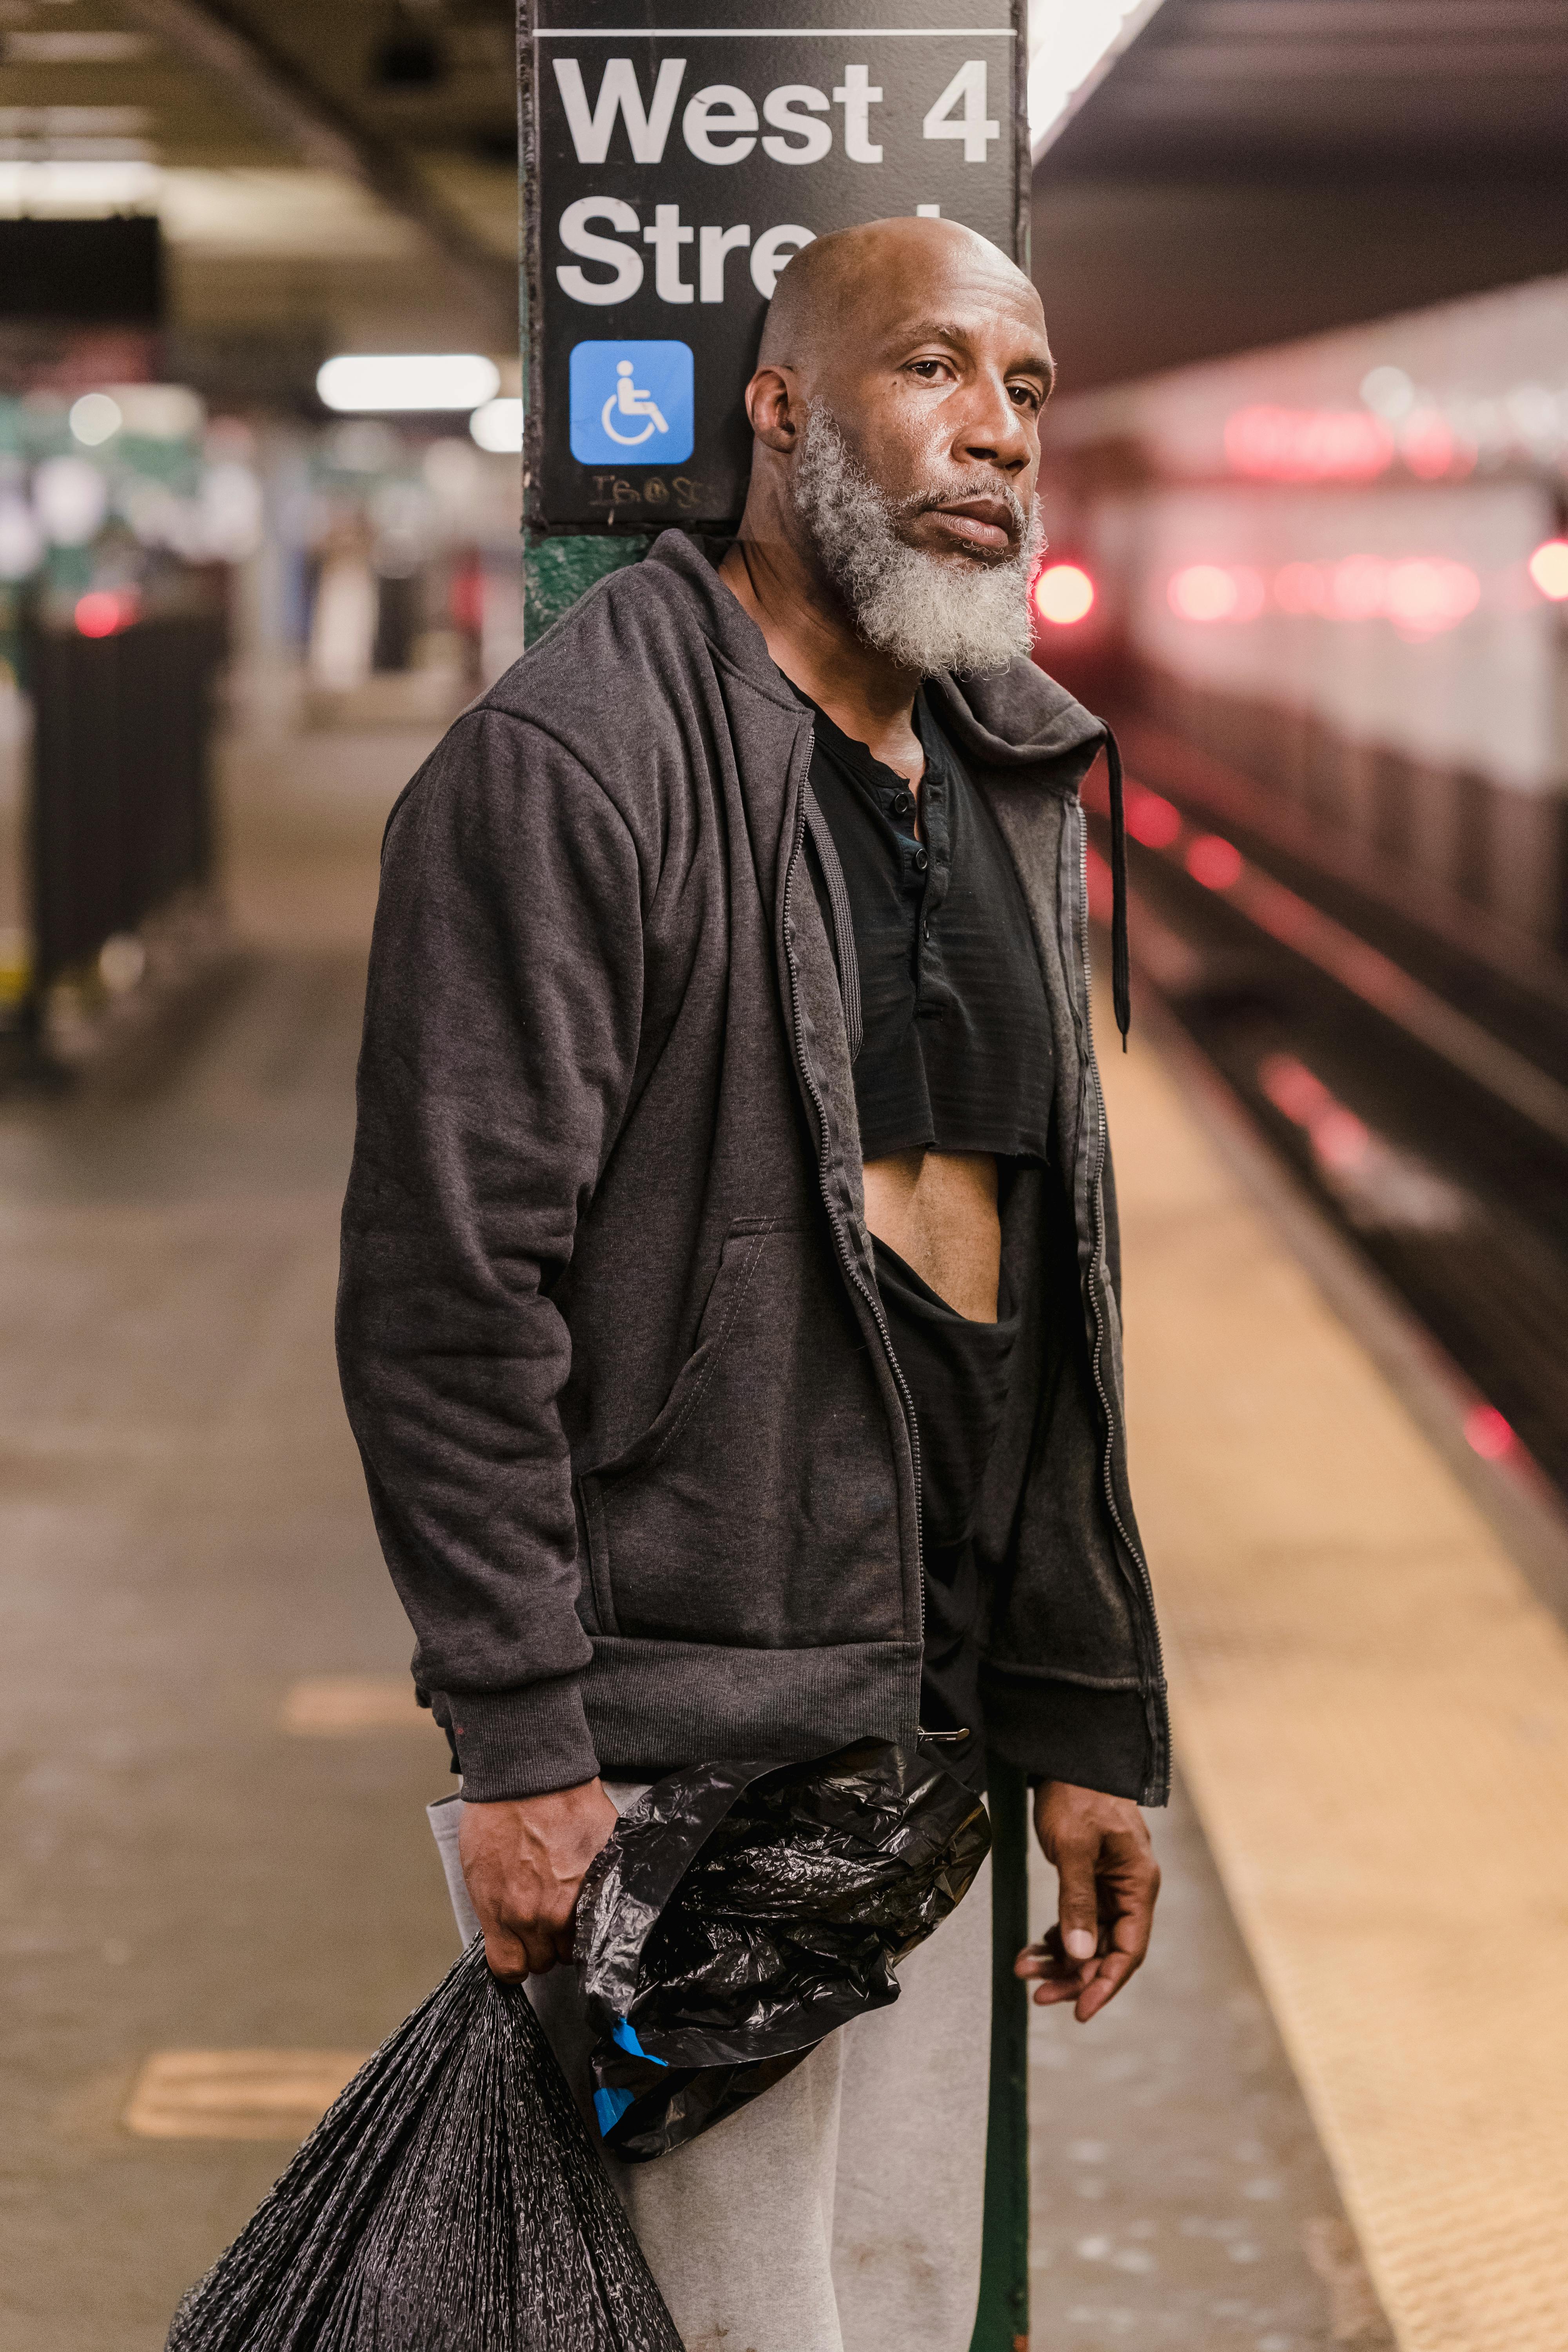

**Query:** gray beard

left=791, top=402, right=1043, bottom=677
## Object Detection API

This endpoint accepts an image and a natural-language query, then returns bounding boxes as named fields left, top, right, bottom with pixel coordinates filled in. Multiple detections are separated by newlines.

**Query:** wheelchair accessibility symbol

left=569, top=340, right=694, bottom=467
left=603, top=360, right=666, bottom=445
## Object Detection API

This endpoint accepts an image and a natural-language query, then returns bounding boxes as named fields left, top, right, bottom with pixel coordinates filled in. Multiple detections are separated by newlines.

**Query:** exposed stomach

left=861, top=1149, right=1001, bottom=1323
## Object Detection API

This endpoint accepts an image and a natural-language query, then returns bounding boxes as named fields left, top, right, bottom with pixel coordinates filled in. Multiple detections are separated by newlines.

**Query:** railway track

left=1083, top=724, right=1568, bottom=1506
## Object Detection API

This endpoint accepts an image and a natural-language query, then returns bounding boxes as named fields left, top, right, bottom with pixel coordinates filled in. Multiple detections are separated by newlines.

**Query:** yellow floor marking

left=1103, top=1026, right=1568, bottom=2352
left=280, top=1673, right=431, bottom=1734
left=123, top=2049, right=369, bottom=2139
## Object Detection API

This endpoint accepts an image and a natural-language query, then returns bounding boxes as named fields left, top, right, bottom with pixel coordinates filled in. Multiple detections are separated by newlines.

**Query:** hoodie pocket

left=577, top=1218, right=898, bottom=1648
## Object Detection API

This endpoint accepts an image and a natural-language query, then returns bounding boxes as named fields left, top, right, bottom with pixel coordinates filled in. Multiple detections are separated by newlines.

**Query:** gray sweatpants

left=428, top=1787, right=992, bottom=2352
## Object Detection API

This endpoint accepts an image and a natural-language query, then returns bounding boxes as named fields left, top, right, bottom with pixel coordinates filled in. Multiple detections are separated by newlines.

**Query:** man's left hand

left=1015, top=1780, right=1160, bottom=2023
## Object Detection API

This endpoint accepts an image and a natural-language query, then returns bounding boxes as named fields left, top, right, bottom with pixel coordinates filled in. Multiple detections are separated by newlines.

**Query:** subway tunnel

left=3, top=5, right=1568, bottom=2350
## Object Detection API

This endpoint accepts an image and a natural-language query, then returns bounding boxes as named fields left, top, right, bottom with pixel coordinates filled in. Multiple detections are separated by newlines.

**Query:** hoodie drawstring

left=1103, top=727, right=1131, bottom=1050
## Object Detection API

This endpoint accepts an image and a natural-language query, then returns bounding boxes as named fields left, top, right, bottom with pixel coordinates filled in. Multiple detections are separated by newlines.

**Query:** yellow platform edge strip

left=1102, top=1022, right=1568, bottom=2352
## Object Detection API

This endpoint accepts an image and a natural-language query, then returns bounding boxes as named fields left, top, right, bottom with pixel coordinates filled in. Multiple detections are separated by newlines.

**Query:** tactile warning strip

left=124, top=2050, right=367, bottom=2139
left=281, top=1673, right=433, bottom=1734
left=1101, top=1026, right=1568, bottom=2352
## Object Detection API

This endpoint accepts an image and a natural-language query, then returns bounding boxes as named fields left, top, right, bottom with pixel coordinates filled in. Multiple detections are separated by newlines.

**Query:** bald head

left=759, top=215, right=1044, bottom=383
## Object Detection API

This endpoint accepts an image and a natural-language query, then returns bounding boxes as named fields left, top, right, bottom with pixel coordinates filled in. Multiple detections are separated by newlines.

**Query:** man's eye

left=909, top=360, right=947, bottom=379
left=1010, top=385, right=1042, bottom=410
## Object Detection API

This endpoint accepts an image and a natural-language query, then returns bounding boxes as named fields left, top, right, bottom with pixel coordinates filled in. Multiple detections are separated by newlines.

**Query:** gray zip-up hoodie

left=337, top=530, right=1168, bottom=1808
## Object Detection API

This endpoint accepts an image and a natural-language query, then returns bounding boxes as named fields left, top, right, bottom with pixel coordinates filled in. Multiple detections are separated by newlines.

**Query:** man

left=338, top=216, right=1165, bottom=2351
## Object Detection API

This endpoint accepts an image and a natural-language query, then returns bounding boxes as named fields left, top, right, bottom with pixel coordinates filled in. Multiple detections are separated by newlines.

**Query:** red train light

left=1463, top=1405, right=1514, bottom=1460
left=75, top=591, right=124, bottom=638
left=1032, top=562, right=1094, bottom=626
left=1528, top=539, right=1568, bottom=601
left=1185, top=834, right=1243, bottom=891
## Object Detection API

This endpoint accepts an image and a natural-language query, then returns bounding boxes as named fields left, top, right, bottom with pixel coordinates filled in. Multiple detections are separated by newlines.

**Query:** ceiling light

left=0, top=159, right=160, bottom=210
left=470, top=397, right=523, bottom=454
left=316, top=354, right=501, bottom=414
left=69, top=392, right=122, bottom=446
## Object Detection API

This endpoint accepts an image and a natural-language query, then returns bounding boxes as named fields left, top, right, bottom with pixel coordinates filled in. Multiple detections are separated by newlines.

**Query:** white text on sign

left=552, top=56, right=999, bottom=171
left=551, top=54, right=999, bottom=309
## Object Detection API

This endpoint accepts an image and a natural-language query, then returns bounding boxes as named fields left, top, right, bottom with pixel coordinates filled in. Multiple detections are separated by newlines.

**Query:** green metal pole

left=522, top=530, right=650, bottom=646
left=971, top=1757, right=1031, bottom=2351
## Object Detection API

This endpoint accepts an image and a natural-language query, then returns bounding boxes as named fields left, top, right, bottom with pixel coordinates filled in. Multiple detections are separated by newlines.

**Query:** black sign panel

left=521, top=1, right=1027, bottom=533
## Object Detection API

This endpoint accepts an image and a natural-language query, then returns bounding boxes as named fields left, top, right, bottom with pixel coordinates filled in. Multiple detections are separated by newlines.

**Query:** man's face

left=808, top=247, right=1053, bottom=573
left=778, top=238, right=1052, bottom=676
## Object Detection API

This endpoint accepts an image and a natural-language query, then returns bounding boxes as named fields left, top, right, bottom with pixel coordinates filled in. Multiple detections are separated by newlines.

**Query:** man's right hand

left=458, top=1778, right=621, bottom=1982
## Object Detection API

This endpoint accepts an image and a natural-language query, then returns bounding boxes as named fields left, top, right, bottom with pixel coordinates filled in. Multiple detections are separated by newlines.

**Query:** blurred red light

left=1312, top=1107, right=1370, bottom=1171
left=1169, top=565, right=1237, bottom=622
left=1225, top=405, right=1394, bottom=483
left=1258, top=1053, right=1331, bottom=1125
left=75, top=591, right=123, bottom=638
left=1384, top=557, right=1480, bottom=634
left=1528, top=539, right=1568, bottom=601
left=1185, top=834, right=1243, bottom=890
left=1400, top=409, right=1460, bottom=480
left=1463, top=1404, right=1514, bottom=1461
left=1269, top=554, right=1477, bottom=634
left=448, top=558, right=484, bottom=635
left=1033, top=562, right=1095, bottom=626
left=1126, top=787, right=1181, bottom=849
left=1274, top=562, right=1325, bottom=615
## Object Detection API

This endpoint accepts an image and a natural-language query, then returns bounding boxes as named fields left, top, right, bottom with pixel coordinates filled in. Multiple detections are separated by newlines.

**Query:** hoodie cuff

left=980, top=1666, right=1155, bottom=1803
left=428, top=1678, right=599, bottom=1803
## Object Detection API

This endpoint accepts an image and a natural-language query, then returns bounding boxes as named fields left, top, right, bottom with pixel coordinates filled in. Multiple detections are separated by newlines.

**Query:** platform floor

left=0, top=716, right=1549, bottom=2350
left=1101, top=1004, right=1568, bottom=2352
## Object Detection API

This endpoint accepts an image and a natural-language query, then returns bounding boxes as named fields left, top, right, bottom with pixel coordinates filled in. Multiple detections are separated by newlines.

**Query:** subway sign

left=520, top=2, right=1027, bottom=533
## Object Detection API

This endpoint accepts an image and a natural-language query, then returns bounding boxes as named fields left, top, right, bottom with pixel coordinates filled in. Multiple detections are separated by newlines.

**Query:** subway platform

left=2, top=717, right=1564, bottom=2352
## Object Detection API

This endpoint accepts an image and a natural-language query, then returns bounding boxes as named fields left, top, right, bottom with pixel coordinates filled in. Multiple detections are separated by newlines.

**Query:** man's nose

left=956, top=377, right=1032, bottom=475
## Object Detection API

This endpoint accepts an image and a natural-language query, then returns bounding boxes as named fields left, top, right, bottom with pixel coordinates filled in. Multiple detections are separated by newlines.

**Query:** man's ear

left=744, top=364, right=800, bottom=455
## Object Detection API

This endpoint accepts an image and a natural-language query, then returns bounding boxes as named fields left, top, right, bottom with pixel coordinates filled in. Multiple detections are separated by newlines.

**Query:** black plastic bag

left=165, top=1938, right=681, bottom=2352
left=577, top=1737, right=990, bottom=2163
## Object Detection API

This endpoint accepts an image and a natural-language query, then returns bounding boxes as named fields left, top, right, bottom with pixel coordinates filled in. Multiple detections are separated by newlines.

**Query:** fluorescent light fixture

left=1027, top=0, right=1171, bottom=158
left=0, top=159, right=160, bottom=210
left=2, top=30, right=154, bottom=62
left=470, top=396, right=523, bottom=455
left=317, top=354, right=500, bottom=414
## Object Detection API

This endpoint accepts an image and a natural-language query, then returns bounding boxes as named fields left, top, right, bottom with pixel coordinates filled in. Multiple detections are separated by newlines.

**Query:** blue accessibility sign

left=569, top=340, right=695, bottom=467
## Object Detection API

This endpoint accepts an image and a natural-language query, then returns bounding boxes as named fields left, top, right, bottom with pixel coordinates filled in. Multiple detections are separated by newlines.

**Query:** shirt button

left=891, top=791, right=913, bottom=816
left=913, top=846, right=930, bottom=873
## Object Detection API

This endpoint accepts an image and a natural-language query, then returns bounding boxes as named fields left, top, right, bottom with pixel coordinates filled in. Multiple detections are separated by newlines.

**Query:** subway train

left=1032, top=269, right=1568, bottom=953
left=1027, top=270, right=1568, bottom=1501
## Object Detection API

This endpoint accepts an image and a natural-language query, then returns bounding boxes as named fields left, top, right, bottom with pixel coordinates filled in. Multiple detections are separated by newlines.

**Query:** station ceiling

left=1, top=0, right=1564, bottom=403
left=1035, top=0, right=1568, bottom=390
left=0, top=0, right=521, bottom=390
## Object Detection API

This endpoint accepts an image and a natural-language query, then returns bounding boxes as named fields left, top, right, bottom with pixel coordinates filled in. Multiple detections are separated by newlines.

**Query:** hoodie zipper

left=780, top=751, right=927, bottom=1663
left=1076, top=808, right=1167, bottom=1708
